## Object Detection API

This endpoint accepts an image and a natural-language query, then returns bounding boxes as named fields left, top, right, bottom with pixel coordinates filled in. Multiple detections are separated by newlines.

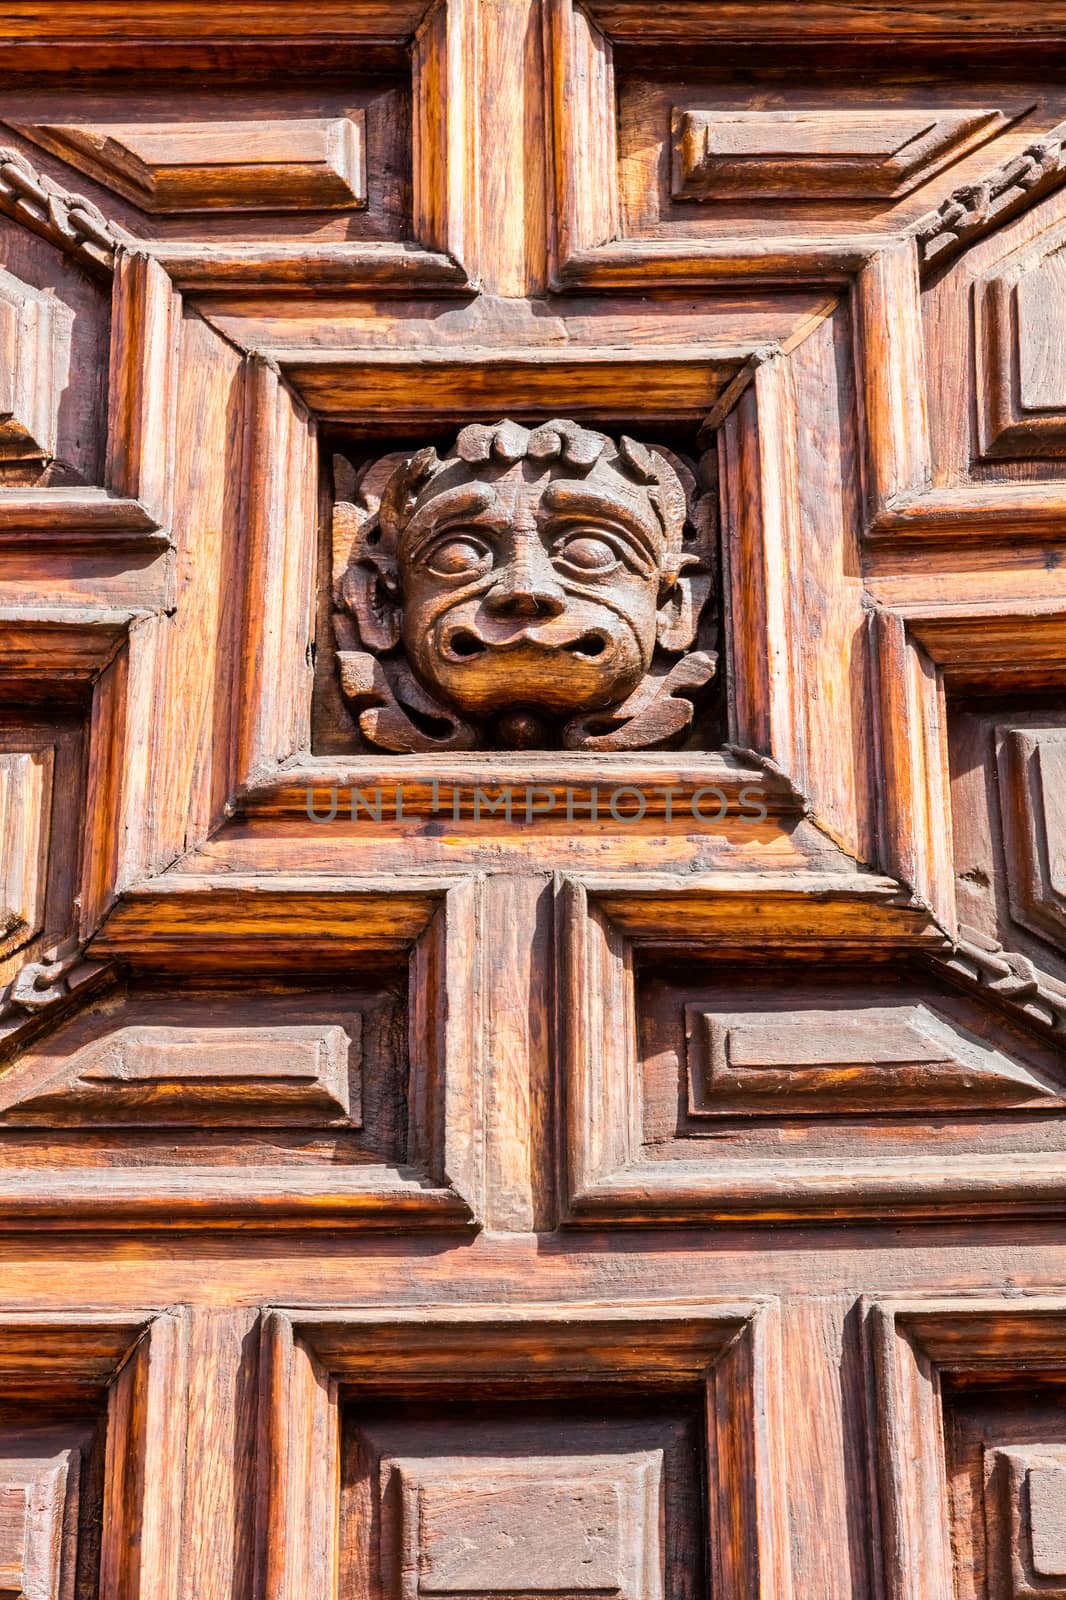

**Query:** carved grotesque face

left=335, top=419, right=715, bottom=751
left=397, top=458, right=672, bottom=717
left=389, top=421, right=693, bottom=716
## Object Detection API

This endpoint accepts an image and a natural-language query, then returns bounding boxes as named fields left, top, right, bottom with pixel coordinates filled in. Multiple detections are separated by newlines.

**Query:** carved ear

left=332, top=452, right=415, bottom=653
left=656, top=569, right=713, bottom=652
left=339, top=552, right=402, bottom=653
left=334, top=502, right=402, bottom=652
left=655, top=451, right=717, bottom=653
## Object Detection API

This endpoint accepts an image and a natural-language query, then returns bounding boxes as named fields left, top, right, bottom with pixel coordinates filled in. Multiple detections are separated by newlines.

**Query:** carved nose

left=484, top=564, right=566, bottom=619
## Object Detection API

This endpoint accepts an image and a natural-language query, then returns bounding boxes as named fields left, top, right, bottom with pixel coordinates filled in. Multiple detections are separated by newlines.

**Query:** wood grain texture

left=672, top=108, right=1009, bottom=202
left=14, top=116, right=368, bottom=214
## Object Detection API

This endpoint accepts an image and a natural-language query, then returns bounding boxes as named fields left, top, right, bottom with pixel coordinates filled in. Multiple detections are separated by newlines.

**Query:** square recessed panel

left=0, top=1418, right=104, bottom=1600
left=945, top=1385, right=1066, bottom=1600
left=341, top=1400, right=705, bottom=1600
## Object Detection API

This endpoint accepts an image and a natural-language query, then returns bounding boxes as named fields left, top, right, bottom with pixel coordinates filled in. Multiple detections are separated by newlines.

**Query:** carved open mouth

left=443, top=628, right=609, bottom=660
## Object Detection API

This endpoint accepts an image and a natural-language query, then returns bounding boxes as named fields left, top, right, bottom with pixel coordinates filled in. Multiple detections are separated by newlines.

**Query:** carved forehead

left=380, top=419, right=689, bottom=578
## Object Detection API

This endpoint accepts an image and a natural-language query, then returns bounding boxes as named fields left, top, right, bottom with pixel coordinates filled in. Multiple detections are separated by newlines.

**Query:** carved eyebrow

left=399, top=484, right=502, bottom=556
left=539, top=482, right=663, bottom=568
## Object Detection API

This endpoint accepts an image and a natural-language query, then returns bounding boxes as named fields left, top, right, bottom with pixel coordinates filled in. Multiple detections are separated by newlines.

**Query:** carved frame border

left=864, top=1294, right=1066, bottom=1600
left=258, top=1296, right=790, bottom=1600
left=0, top=1305, right=187, bottom=1600
left=555, top=874, right=1066, bottom=1223
left=0, top=879, right=482, bottom=1229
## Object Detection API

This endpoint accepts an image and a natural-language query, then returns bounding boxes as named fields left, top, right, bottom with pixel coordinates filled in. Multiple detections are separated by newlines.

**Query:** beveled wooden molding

left=972, top=217, right=1066, bottom=459
left=865, top=1296, right=1066, bottom=1600
left=413, top=0, right=479, bottom=279
left=0, top=2, right=433, bottom=40
left=259, top=1298, right=790, bottom=1600
left=279, top=345, right=750, bottom=425
left=106, top=250, right=181, bottom=536
left=685, top=993, right=1061, bottom=1116
left=0, top=614, right=136, bottom=951
left=0, top=265, right=58, bottom=465
left=856, top=243, right=1066, bottom=541
left=0, top=1307, right=186, bottom=1600
left=999, top=726, right=1066, bottom=943
left=672, top=108, right=1010, bottom=204
left=0, top=611, right=129, bottom=680
left=0, top=748, right=51, bottom=959
left=13, top=114, right=369, bottom=215
left=234, top=358, right=317, bottom=787
left=144, top=241, right=470, bottom=296
left=101, top=1309, right=188, bottom=1600
left=89, top=876, right=452, bottom=965
left=575, top=871, right=936, bottom=947
left=582, top=0, right=1066, bottom=41
left=0, top=487, right=162, bottom=541
left=718, top=336, right=883, bottom=869
left=236, top=751, right=795, bottom=820
left=544, top=0, right=618, bottom=282
left=870, top=610, right=954, bottom=928
left=872, top=602, right=1066, bottom=931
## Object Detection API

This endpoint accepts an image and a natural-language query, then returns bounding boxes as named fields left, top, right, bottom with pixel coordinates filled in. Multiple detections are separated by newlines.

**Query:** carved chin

left=415, top=633, right=647, bottom=717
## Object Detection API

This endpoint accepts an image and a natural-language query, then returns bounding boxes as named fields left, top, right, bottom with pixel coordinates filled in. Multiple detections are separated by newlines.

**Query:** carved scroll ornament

left=331, top=419, right=717, bottom=752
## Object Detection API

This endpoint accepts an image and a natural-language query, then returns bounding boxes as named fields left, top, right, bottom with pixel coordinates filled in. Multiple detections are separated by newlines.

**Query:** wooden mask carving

left=332, top=419, right=717, bottom=751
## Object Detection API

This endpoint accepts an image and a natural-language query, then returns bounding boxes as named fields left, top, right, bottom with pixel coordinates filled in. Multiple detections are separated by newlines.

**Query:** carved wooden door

left=4, top=2, right=1066, bottom=1596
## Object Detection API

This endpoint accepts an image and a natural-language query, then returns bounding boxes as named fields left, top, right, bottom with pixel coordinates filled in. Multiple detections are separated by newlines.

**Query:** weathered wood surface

left=1, top=1, right=1066, bottom=1595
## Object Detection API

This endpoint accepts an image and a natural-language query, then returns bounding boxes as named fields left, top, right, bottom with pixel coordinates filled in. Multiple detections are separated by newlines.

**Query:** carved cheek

left=401, top=572, right=488, bottom=646
left=608, top=570, right=662, bottom=655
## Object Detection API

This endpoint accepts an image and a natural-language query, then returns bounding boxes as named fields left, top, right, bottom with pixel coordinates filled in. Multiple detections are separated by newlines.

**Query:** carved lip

left=441, top=626, right=610, bottom=662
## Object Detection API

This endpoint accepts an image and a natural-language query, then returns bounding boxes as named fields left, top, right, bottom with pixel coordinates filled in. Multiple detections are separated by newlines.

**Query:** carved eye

left=552, top=533, right=620, bottom=575
left=425, top=537, right=492, bottom=579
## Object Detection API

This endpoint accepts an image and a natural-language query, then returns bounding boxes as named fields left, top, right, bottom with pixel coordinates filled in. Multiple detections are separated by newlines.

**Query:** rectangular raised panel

left=0, top=269, right=58, bottom=464
left=975, top=1441, right=1066, bottom=1598
left=671, top=107, right=1007, bottom=200
left=1000, top=727, right=1066, bottom=945
left=1028, top=1466, right=1066, bottom=1577
left=14, top=116, right=367, bottom=213
left=975, top=226, right=1066, bottom=457
left=4, top=1018, right=362, bottom=1126
left=416, top=1479, right=621, bottom=1594
left=1016, top=250, right=1066, bottom=412
left=350, top=1414, right=685, bottom=1600
left=279, top=1302, right=778, bottom=1600
left=0, top=1432, right=82, bottom=1600
left=394, top=1457, right=660, bottom=1600
left=685, top=1000, right=1058, bottom=1115
left=0, top=750, right=52, bottom=960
